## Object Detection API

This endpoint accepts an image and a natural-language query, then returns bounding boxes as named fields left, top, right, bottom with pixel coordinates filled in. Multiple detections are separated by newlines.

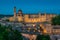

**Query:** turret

left=18, top=9, right=23, bottom=16
left=14, top=6, right=16, bottom=21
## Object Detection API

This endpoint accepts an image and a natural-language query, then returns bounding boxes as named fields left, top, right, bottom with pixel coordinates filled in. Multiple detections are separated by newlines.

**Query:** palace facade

left=9, top=7, right=56, bottom=23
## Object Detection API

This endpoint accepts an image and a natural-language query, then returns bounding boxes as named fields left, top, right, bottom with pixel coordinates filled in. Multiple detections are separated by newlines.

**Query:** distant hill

left=0, top=14, right=13, bottom=18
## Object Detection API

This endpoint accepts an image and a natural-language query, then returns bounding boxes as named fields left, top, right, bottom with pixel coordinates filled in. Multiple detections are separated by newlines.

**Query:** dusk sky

left=0, top=0, right=60, bottom=15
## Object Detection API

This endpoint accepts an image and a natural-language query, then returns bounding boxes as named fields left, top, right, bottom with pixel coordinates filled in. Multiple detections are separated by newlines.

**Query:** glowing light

left=33, top=24, right=36, bottom=27
left=43, top=29, right=47, bottom=33
left=38, top=30, right=40, bottom=32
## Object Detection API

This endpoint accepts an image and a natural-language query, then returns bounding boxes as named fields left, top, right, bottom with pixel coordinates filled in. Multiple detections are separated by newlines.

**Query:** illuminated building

left=9, top=7, right=57, bottom=34
left=9, top=7, right=56, bottom=23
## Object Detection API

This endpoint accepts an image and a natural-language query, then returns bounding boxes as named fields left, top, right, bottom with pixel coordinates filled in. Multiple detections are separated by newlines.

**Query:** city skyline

left=0, top=0, right=60, bottom=15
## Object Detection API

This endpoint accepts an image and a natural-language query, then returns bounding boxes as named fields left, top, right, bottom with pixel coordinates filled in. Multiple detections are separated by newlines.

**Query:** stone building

left=9, top=7, right=56, bottom=23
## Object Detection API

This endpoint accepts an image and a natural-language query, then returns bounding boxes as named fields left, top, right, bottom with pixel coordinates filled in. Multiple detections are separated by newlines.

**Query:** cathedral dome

left=18, top=9, right=22, bottom=12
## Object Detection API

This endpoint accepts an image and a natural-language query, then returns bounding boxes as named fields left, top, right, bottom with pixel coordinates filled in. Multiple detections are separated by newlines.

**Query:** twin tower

left=14, top=7, right=23, bottom=21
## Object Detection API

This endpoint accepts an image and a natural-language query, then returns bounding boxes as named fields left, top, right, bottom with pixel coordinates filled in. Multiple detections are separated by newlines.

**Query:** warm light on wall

left=43, top=29, right=47, bottom=33
left=9, top=13, right=56, bottom=23
left=33, top=24, right=36, bottom=27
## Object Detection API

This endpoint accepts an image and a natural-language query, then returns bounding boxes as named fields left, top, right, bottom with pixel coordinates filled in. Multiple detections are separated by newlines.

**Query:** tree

left=3, top=30, right=23, bottom=40
left=0, top=24, right=6, bottom=40
left=0, top=24, right=23, bottom=40
left=36, top=35, right=51, bottom=40
left=5, top=19, right=9, bottom=22
left=51, top=15, right=60, bottom=25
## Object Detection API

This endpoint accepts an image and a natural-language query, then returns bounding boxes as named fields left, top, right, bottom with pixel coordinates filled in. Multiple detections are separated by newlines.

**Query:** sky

left=0, top=0, right=60, bottom=15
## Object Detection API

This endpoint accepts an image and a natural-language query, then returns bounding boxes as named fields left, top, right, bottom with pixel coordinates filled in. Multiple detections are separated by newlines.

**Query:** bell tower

left=14, top=7, right=16, bottom=21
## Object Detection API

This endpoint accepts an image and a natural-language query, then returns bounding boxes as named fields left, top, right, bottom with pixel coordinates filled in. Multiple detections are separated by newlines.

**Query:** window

left=29, top=15, right=39, bottom=18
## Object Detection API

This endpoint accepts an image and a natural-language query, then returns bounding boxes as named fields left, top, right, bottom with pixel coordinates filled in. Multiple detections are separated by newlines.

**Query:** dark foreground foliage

left=0, top=24, right=23, bottom=40
left=36, top=34, right=51, bottom=40
left=51, top=15, right=60, bottom=25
